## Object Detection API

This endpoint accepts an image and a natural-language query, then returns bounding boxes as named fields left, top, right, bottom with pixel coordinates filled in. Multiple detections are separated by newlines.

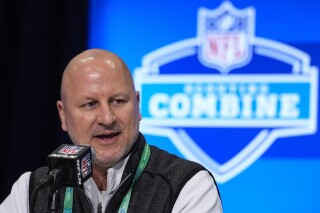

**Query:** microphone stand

left=47, top=189, right=60, bottom=213
left=46, top=168, right=64, bottom=213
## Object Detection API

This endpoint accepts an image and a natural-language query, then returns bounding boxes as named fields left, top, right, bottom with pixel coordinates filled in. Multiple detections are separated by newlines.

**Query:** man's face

left=57, top=56, right=142, bottom=169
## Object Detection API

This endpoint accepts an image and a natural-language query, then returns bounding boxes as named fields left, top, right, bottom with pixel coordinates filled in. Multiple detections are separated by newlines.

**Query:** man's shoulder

left=30, top=166, right=48, bottom=179
left=148, top=144, right=207, bottom=175
left=29, top=166, right=48, bottom=189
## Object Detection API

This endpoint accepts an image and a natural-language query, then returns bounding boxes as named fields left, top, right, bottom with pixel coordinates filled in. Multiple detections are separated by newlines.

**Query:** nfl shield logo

left=59, top=145, right=83, bottom=155
left=134, top=1, right=318, bottom=183
left=197, top=2, right=255, bottom=73
left=81, top=153, right=92, bottom=178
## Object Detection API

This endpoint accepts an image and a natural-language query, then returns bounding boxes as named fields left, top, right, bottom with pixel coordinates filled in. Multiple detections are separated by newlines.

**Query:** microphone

left=30, top=144, right=93, bottom=213
left=47, top=143, right=93, bottom=187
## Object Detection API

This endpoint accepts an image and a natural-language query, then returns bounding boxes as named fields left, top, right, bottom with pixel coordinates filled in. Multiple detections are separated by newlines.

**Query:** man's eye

left=81, top=101, right=97, bottom=109
left=110, top=99, right=126, bottom=106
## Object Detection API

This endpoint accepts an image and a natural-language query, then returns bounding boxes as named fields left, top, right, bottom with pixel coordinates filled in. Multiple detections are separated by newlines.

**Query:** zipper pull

left=98, top=203, right=102, bottom=213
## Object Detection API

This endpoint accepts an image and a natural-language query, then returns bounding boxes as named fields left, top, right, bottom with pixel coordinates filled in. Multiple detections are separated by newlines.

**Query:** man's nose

left=96, top=104, right=116, bottom=126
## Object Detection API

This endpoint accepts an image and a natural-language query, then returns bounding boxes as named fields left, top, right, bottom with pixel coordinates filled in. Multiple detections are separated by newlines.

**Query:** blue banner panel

left=89, top=0, right=320, bottom=212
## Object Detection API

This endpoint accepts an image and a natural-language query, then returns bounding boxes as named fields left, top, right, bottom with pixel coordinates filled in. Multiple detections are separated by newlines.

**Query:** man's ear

left=56, top=100, right=67, bottom=131
left=136, top=91, right=142, bottom=121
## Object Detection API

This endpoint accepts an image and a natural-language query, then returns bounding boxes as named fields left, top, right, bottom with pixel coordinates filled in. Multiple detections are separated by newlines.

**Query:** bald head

left=60, top=49, right=134, bottom=101
left=56, top=48, right=142, bottom=171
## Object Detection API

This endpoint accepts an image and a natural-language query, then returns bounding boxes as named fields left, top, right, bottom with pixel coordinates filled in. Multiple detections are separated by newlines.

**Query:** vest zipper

left=98, top=202, right=102, bottom=213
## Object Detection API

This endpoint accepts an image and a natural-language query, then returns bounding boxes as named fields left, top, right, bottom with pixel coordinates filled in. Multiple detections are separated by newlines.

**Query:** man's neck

left=92, top=167, right=108, bottom=191
left=91, top=153, right=132, bottom=191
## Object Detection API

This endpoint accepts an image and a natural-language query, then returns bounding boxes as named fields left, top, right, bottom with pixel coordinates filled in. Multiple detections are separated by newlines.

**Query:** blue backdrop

left=89, top=0, right=320, bottom=212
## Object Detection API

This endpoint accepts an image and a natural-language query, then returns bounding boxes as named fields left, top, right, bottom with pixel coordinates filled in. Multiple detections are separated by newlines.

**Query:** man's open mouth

left=95, top=132, right=120, bottom=139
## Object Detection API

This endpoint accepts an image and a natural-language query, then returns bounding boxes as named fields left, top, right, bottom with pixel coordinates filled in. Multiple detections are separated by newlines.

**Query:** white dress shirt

left=0, top=155, right=223, bottom=213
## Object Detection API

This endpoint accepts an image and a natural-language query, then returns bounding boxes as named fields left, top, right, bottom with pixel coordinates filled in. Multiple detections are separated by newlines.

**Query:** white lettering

left=77, top=159, right=81, bottom=184
left=170, top=94, right=190, bottom=118
left=192, top=93, right=217, bottom=117
left=255, top=94, right=278, bottom=118
left=220, top=94, right=240, bottom=118
left=149, top=93, right=169, bottom=118
left=241, top=94, right=253, bottom=118
left=147, top=84, right=301, bottom=119
left=279, top=94, right=300, bottom=118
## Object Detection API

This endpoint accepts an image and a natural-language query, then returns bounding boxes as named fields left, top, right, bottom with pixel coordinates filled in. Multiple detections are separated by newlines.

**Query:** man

left=0, top=49, right=223, bottom=212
